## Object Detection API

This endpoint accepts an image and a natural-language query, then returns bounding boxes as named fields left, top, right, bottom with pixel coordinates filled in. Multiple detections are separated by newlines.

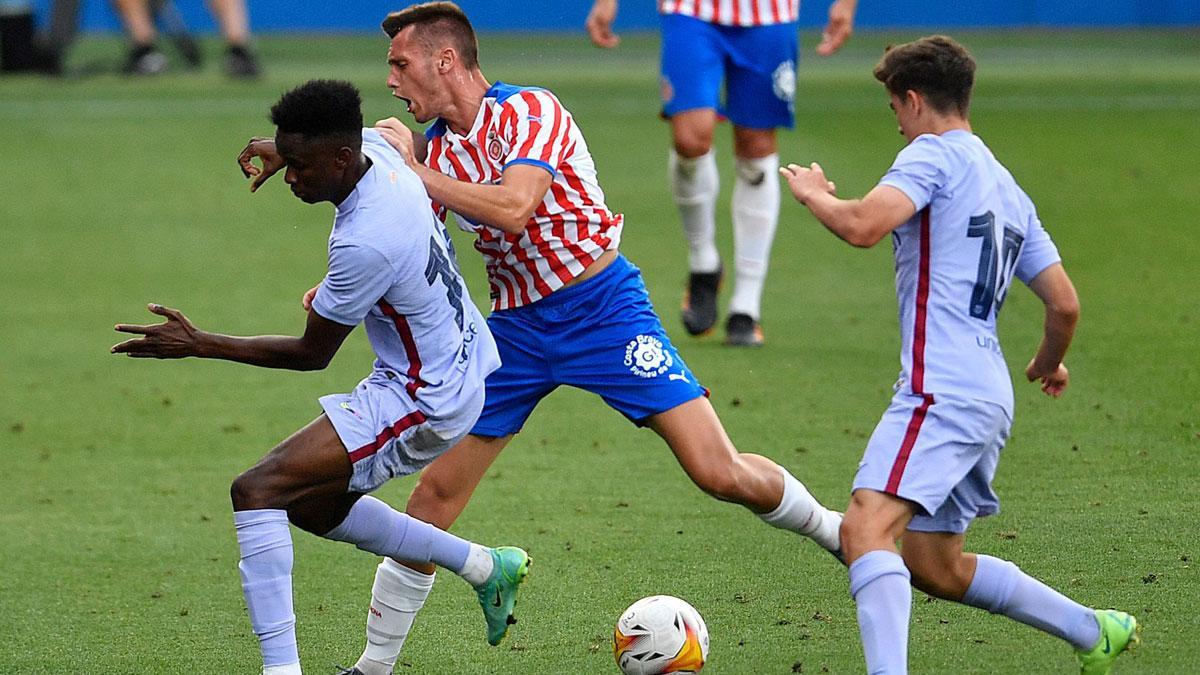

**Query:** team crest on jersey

left=624, top=335, right=673, bottom=378
left=772, top=60, right=796, bottom=102
left=486, top=130, right=503, bottom=161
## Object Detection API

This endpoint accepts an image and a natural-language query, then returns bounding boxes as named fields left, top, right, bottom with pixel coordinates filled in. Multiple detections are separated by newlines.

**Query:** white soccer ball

left=613, top=595, right=709, bottom=674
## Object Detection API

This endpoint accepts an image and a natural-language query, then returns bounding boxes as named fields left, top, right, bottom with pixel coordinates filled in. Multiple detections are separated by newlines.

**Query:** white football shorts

left=853, top=391, right=1012, bottom=534
left=319, top=370, right=484, bottom=494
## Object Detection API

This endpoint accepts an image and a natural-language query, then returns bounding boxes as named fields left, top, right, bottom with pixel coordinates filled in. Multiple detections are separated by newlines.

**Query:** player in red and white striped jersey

left=422, top=81, right=623, bottom=310
left=658, top=0, right=802, bottom=26
left=587, top=0, right=857, bottom=346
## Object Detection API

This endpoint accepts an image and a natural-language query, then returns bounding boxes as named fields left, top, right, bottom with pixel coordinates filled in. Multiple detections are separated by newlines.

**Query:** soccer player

left=780, top=36, right=1138, bottom=674
left=585, top=0, right=857, bottom=346
left=113, top=79, right=530, bottom=675
left=238, top=5, right=843, bottom=674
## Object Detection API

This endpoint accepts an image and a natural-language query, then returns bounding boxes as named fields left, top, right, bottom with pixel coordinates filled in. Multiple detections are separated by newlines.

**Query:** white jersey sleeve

left=311, top=243, right=395, bottom=327
left=1014, top=216, right=1062, bottom=284
left=879, top=135, right=952, bottom=212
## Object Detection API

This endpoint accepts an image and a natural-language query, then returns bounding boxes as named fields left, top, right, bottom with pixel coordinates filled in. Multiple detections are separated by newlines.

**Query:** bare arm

left=414, top=163, right=551, bottom=235
left=1023, top=263, right=1080, bottom=397
left=816, top=0, right=857, bottom=56
left=374, top=117, right=550, bottom=235
left=111, top=303, right=355, bottom=371
left=780, top=162, right=916, bottom=247
left=586, top=0, right=620, bottom=48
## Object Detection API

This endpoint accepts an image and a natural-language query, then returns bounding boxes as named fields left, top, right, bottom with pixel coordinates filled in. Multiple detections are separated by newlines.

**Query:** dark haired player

left=780, top=36, right=1138, bottom=674
left=113, top=79, right=529, bottom=675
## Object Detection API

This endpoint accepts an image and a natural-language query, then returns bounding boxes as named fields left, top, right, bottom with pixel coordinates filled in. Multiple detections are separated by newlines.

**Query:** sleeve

left=1015, top=215, right=1062, bottom=285
left=877, top=135, right=950, bottom=212
left=499, top=90, right=570, bottom=176
left=310, top=242, right=396, bottom=326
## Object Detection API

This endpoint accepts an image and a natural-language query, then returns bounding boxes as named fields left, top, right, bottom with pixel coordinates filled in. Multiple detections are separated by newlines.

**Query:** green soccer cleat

left=474, top=546, right=531, bottom=646
left=1076, top=609, right=1140, bottom=674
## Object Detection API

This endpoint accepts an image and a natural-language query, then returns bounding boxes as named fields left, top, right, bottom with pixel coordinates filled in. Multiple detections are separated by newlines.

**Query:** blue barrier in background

left=31, top=0, right=1200, bottom=33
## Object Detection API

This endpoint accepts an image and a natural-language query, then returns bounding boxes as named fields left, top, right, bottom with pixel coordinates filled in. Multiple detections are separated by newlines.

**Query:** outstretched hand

left=1026, top=360, right=1070, bottom=397
left=779, top=162, right=837, bottom=204
left=111, top=304, right=203, bottom=359
left=237, top=136, right=284, bottom=193
left=816, top=0, right=856, bottom=56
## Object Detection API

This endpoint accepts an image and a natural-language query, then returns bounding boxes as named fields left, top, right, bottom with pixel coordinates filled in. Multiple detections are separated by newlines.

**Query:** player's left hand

left=111, top=304, right=203, bottom=359
left=374, top=117, right=417, bottom=166
left=1025, top=360, right=1070, bottom=397
left=816, top=0, right=856, bottom=56
left=779, top=162, right=837, bottom=204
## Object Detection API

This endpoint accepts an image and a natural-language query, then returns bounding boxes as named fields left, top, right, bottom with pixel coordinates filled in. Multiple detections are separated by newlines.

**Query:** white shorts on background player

left=310, top=129, right=500, bottom=494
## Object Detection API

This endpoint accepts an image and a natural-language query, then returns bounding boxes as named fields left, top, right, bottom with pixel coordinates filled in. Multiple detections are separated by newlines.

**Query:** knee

left=685, top=458, right=745, bottom=504
left=840, top=512, right=894, bottom=562
left=672, top=125, right=714, bottom=159
left=230, top=466, right=274, bottom=511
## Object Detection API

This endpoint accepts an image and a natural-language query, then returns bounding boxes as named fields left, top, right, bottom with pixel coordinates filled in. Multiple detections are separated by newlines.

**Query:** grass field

left=1, top=29, right=1198, bottom=674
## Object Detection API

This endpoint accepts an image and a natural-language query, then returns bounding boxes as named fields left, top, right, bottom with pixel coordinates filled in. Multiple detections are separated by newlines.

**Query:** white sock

left=354, top=559, right=435, bottom=675
left=962, top=554, right=1101, bottom=650
left=669, top=149, right=720, bottom=273
left=729, top=153, right=780, bottom=319
left=850, top=550, right=912, bottom=674
left=262, top=665, right=302, bottom=675
left=458, top=544, right=495, bottom=587
left=758, top=466, right=842, bottom=552
left=233, top=509, right=299, bottom=671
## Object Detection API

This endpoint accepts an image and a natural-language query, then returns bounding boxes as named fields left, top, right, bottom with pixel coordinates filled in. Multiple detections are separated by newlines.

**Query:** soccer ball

left=613, top=595, right=709, bottom=674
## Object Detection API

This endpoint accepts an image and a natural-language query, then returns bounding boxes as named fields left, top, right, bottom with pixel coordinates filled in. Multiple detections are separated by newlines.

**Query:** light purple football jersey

left=311, top=129, right=500, bottom=416
left=877, top=129, right=1061, bottom=416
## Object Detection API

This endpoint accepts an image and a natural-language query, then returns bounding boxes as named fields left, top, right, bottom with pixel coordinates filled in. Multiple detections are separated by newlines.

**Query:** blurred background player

left=586, top=0, right=857, bottom=346
left=780, top=35, right=1139, bottom=674
left=114, top=0, right=259, bottom=75
left=114, top=79, right=528, bottom=674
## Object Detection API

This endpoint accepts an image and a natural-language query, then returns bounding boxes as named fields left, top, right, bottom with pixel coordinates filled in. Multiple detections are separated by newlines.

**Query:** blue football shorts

left=470, top=254, right=708, bottom=437
left=852, top=391, right=1012, bottom=534
left=659, top=13, right=798, bottom=130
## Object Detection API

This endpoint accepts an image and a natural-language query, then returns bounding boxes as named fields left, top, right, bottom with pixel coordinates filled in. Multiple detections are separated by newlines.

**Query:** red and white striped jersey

left=424, top=82, right=624, bottom=311
left=659, top=0, right=800, bottom=26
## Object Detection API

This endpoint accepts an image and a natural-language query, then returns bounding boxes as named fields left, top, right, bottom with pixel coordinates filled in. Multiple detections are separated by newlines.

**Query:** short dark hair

left=873, top=35, right=975, bottom=116
left=269, top=79, right=363, bottom=140
left=382, top=2, right=478, bottom=69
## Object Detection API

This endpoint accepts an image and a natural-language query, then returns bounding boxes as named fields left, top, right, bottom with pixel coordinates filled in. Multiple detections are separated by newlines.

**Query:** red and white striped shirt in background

left=424, top=82, right=624, bottom=311
left=658, top=0, right=801, bottom=26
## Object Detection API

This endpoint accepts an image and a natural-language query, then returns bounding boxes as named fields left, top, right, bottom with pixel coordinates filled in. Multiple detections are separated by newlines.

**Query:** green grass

left=1, top=29, right=1198, bottom=673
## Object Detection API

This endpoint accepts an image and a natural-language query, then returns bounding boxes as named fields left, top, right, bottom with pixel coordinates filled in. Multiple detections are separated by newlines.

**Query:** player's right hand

left=585, top=0, right=620, bottom=49
left=374, top=118, right=418, bottom=166
left=237, top=136, right=284, bottom=193
left=111, top=304, right=202, bottom=359
left=301, top=284, right=319, bottom=312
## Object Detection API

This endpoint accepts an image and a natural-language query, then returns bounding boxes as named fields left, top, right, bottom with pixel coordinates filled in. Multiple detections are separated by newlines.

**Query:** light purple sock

left=849, top=550, right=912, bottom=675
left=962, top=554, right=1100, bottom=650
left=234, top=509, right=298, bottom=668
left=325, top=495, right=471, bottom=573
